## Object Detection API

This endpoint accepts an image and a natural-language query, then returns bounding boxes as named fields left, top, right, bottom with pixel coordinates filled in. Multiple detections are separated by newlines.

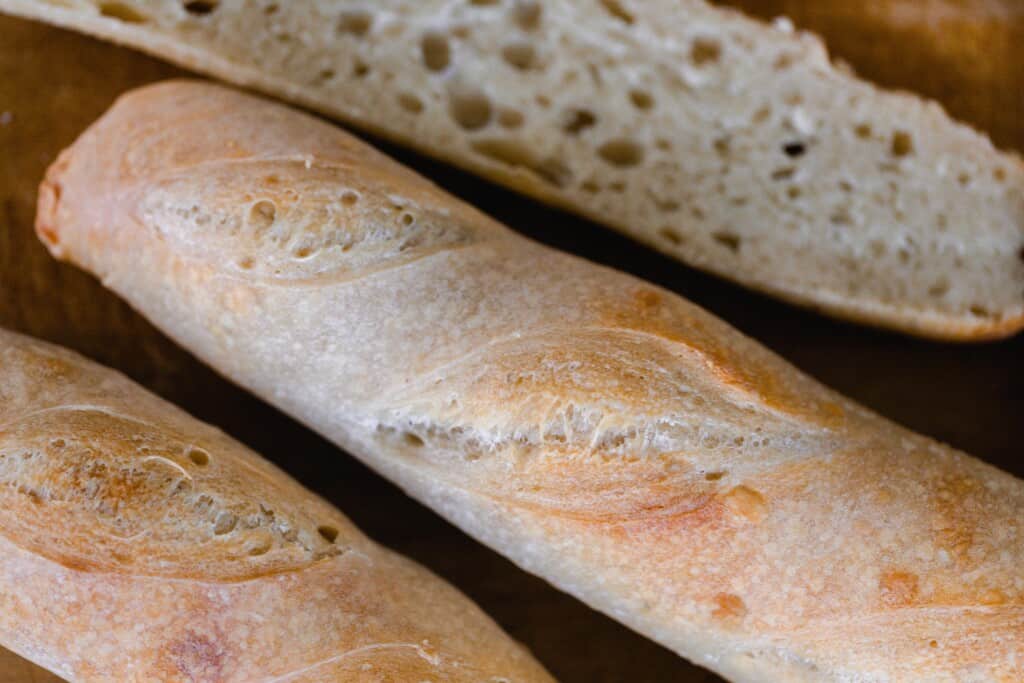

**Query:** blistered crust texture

left=4, top=0, right=1024, bottom=338
left=36, top=81, right=1024, bottom=682
left=0, top=329, right=554, bottom=683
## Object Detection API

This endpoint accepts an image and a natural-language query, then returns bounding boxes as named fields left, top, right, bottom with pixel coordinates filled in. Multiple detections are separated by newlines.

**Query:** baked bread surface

left=2, top=0, right=1023, bottom=339
left=39, top=81, right=1024, bottom=682
left=0, top=327, right=554, bottom=682
left=6, top=0, right=1024, bottom=339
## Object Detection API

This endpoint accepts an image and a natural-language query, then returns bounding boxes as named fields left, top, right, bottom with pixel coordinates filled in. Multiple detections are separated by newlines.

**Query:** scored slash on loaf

left=1, top=0, right=1022, bottom=339
left=0, top=328, right=554, bottom=682
left=38, top=81, right=1024, bottom=682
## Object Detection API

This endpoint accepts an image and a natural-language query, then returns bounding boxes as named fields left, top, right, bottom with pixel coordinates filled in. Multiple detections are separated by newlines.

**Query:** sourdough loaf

left=38, top=81, right=1024, bottom=681
left=0, top=327, right=553, bottom=682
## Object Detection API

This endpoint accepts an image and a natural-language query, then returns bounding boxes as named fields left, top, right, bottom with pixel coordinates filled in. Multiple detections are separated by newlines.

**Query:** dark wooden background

left=1, top=1, right=1021, bottom=681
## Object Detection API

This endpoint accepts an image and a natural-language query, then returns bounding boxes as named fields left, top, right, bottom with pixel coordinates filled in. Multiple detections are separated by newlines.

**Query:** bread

left=0, top=327, right=554, bottom=683
left=39, top=80, right=1024, bottom=682
left=3, top=0, right=1024, bottom=340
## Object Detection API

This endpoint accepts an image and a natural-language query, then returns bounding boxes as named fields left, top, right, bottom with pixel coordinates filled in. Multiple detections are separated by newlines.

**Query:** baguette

left=39, top=80, right=1024, bottom=682
left=0, top=327, right=554, bottom=682
left=3, top=0, right=1024, bottom=340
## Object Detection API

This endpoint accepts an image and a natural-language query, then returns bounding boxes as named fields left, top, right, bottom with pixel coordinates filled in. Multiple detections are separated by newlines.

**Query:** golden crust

left=0, top=329, right=554, bottom=682
left=39, top=81, right=1024, bottom=681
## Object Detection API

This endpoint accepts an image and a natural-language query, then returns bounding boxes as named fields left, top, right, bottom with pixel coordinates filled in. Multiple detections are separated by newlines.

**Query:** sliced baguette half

left=4, top=0, right=1024, bottom=339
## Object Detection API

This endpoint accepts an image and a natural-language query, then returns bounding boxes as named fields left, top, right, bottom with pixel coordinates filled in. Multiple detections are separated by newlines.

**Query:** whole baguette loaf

left=0, top=327, right=554, bottom=683
left=40, top=81, right=1024, bottom=682
left=3, top=0, right=1024, bottom=340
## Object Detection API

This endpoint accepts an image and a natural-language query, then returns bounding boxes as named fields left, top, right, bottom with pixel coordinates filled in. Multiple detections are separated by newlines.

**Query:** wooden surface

left=1, top=2, right=1022, bottom=681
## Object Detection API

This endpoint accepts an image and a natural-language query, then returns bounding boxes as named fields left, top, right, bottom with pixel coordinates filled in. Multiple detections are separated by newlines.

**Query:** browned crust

left=31, top=80, right=1024, bottom=681
left=0, top=329, right=554, bottom=682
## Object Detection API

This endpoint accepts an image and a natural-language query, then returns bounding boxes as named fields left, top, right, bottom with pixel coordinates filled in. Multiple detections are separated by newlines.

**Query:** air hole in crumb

left=782, top=141, right=806, bottom=157
left=713, top=231, right=741, bottom=252
left=958, top=172, right=971, bottom=186
left=599, top=0, right=634, bottom=24
left=338, top=9, right=373, bottom=36
left=854, top=123, right=872, bottom=139
left=928, top=280, right=950, bottom=297
left=51, top=438, right=66, bottom=448
left=659, top=227, right=683, bottom=245
left=264, top=3, right=278, bottom=14
left=563, top=109, right=596, bottom=135
left=249, top=200, right=276, bottom=229
left=400, top=212, right=415, bottom=226
left=597, top=138, right=644, bottom=167
left=629, top=89, right=654, bottom=110
left=469, top=0, right=500, bottom=5
left=513, top=0, right=542, bottom=29
left=318, top=525, right=340, bottom=543
left=422, top=31, right=451, bottom=71
left=705, top=471, right=726, bottom=481
left=293, top=245, right=314, bottom=258
left=403, top=432, right=425, bottom=447
left=183, top=0, right=217, bottom=15
left=891, top=130, right=914, bottom=157
left=187, top=447, right=210, bottom=466
left=690, top=38, right=722, bottom=66
left=502, top=41, right=536, bottom=70
left=994, top=167, right=1007, bottom=182
left=352, top=60, right=370, bottom=78
left=773, top=53, right=794, bottom=70
left=341, top=190, right=359, bottom=206
left=713, top=137, right=730, bottom=157
left=536, top=94, right=551, bottom=108
left=787, top=186, right=802, bottom=199
left=398, top=92, right=424, bottom=113
left=969, top=305, right=990, bottom=317
left=238, top=257, right=254, bottom=270
left=316, top=69, right=335, bottom=83
left=1018, top=245, right=1024, bottom=264
left=99, top=1, right=148, bottom=22
left=929, top=640, right=938, bottom=648
left=581, top=180, right=600, bottom=193
left=449, top=86, right=492, bottom=130
left=830, top=209, right=852, bottom=225
left=655, top=138, right=671, bottom=151
left=772, top=167, right=795, bottom=181
left=498, top=108, right=524, bottom=128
